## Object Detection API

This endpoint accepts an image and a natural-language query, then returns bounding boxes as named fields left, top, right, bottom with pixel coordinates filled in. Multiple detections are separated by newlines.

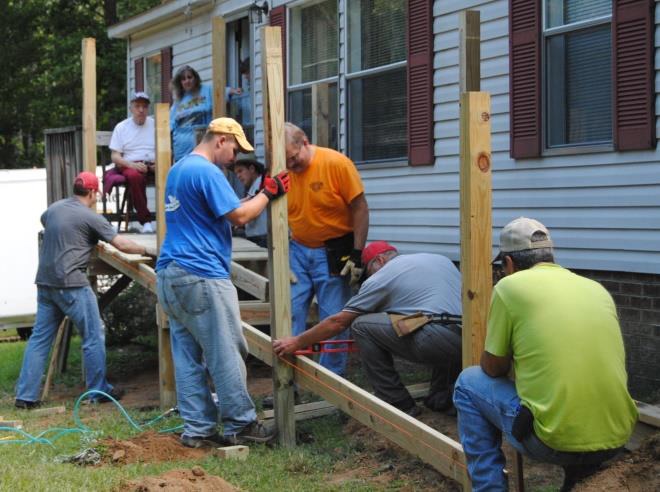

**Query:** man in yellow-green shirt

left=453, top=217, right=637, bottom=492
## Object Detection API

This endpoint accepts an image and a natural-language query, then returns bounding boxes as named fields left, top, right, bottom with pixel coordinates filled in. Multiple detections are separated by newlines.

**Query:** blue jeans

left=289, top=240, right=351, bottom=375
left=16, top=286, right=113, bottom=402
left=453, top=367, right=620, bottom=491
left=156, top=262, right=256, bottom=438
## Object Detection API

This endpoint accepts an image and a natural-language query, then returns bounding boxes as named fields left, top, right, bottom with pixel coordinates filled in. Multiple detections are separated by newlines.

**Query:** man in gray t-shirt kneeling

left=273, top=241, right=462, bottom=416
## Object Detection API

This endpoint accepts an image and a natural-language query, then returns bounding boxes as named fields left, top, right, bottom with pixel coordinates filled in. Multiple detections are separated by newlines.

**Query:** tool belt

left=388, top=312, right=462, bottom=337
left=324, top=232, right=354, bottom=276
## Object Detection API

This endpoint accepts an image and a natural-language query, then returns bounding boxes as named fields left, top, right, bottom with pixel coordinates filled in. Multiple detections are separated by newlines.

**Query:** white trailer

left=0, top=168, right=47, bottom=332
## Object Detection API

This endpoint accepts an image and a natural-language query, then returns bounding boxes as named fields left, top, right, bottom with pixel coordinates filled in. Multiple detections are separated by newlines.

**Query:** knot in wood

left=477, top=153, right=491, bottom=172
left=467, top=290, right=476, bottom=300
left=481, top=112, right=490, bottom=122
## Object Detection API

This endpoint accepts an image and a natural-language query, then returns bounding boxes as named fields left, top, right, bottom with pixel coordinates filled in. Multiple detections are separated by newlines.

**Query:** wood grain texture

left=459, top=10, right=480, bottom=93
left=212, top=17, right=226, bottom=118
left=82, top=38, right=97, bottom=173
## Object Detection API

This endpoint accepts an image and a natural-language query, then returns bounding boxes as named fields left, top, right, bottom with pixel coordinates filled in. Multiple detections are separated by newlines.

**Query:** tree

left=0, top=0, right=159, bottom=169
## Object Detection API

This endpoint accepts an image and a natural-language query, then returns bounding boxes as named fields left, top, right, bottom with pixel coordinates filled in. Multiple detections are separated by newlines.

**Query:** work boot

left=180, top=432, right=227, bottom=449
left=560, top=463, right=602, bottom=491
left=15, top=399, right=42, bottom=410
left=86, top=387, right=125, bottom=404
left=224, top=421, right=276, bottom=445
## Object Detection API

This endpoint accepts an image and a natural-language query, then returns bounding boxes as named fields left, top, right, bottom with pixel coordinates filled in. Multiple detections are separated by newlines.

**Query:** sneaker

left=180, top=432, right=227, bottom=449
left=127, top=221, right=142, bottom=233
left=90, top=387, right=125, bottom=404
left=141, top=222, right=154, bottom=234
left=15, top=399, right=42, bottom=410
left=224, top=421, right=276, bottom=445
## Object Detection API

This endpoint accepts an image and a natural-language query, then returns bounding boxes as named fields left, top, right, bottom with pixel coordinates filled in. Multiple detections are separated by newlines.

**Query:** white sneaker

left=141, top=222, right=154, bottom=234
left=128, top=221, right=141, bottom=233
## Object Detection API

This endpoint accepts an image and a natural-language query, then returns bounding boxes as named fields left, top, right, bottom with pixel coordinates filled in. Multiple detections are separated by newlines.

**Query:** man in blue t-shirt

left=156, top=117, right=289, bottom=448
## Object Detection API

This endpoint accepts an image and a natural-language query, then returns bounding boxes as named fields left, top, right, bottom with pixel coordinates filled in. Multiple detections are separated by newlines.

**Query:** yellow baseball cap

left=207, top=117, right=254, bottom=153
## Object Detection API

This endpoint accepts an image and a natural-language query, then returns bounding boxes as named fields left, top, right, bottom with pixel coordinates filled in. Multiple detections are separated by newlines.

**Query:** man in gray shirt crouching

left=273, top=240, right=462, bottom=417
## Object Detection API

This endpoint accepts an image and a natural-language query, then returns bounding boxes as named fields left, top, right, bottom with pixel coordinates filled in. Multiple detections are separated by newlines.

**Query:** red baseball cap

left=362, top=241, right=397, bottom=266
left=74, top=171, right=99, bottom=192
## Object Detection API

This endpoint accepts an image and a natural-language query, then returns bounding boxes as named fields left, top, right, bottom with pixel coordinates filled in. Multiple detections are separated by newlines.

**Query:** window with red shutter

left=134, top=58, right=144, bottom=93
left=407, top=0, right=433, bottom=166
left=161, top=46, right=173, bottom=104
left=613, top=0, right=655, bottom=150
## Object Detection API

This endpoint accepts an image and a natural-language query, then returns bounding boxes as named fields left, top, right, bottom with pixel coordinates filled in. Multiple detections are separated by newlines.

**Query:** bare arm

left=225, top=192, right=270, bottom=227
left=273, top=311, right=359, bottom=356
left=349, top=193, right=369, bottom=250
left=110, top=234, right=150, bottom=256
left=480, top=351, right=511, bottom=378
left=111, top=150, right=147, bottom=173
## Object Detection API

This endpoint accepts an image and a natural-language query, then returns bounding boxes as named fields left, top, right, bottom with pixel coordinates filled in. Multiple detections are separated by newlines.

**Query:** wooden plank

left=242, top=322, right=470, bottom=488
left=41, top=318, right=69, bottom=401
left=96, top=245, right=155, bottom=292
left=31, top=405, right=66, bottom=417
left=311, top=82, right=330, bottom=147
left=459, top=92, right=492, bottom=368
left=459, top=11, right=481, bottom=93
left=239, top=301, right=270, bottom=325
left=82, top=38, right=97, bottom=174
left=261, top=25, right=296, bottom=448
left=231, top=261, right=268, bottom=300
left=214, top=445, right=249, bottom=460
left=637, top=401, right=660, bottom=428
left=98, top=275, right=131, bottom=312
left=212, top=17, right=227, bottom=118
left=155, top=102, right=176, bottom=410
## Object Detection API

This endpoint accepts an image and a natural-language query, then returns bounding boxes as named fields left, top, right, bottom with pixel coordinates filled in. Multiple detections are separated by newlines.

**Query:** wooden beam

left=41, top=317, right=69, bottom=401
left=459, top=11, right=481, bottom=93
left=82, top=38, right=97, bottom=174
left=311, top=82, right=330, bottom=147
left=231, top=261, right=268, bottom=300
left=243, top=323, right=470, bottom=488
left=212, top=17, right=227, bottom=118
left=96, top=245, right=155, bottom=292
left=97, top=275, right=132, bottom=312
left=459, top=92, right=492, bottom=368
left=155, top=102, right=176, bottom=409
left=261, top=25, right=296, bottom=448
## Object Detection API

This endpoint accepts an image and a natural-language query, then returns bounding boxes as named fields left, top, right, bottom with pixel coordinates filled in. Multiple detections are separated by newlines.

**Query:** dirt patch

left=119, top=466, right=237, bottom=492
left=575, top=432, right=660, bottom=492
left=101, top=432, right=210, bottom=465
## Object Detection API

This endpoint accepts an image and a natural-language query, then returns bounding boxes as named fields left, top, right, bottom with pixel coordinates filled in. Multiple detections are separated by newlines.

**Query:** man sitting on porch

left=273, top=241, right=463, bottom=417
left=108, top=91, right=156, bottom=233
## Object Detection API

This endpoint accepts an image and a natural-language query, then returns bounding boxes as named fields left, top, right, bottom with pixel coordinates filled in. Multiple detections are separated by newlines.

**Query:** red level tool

left=294, top=339, right=359, bottom=355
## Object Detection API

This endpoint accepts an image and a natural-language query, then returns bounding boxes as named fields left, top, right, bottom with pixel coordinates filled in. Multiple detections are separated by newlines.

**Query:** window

left=544, top=0, right=612, bottom=148
left=288, top=0, right=339, bottom=149
left=347, top=0, right=406, bottom=162
left=145, top=53, right=162, bottom=115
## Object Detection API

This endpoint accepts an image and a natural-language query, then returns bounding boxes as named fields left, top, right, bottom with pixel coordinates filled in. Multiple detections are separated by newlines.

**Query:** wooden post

left=212, top=17, right=227, bottom=118
left=261, top=26, right=296, bottom=447
left=459, top=92, right=492, bottom=368
left=82, top=38, right=97, bottom=174
left=459, top=11, right=481, bottom=93
left=155, top=103, right=176, bottom=409
left=311, top=82, right=330, bottom=147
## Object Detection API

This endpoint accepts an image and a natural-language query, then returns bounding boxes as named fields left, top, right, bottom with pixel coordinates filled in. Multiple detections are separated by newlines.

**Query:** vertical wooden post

left=82, top=38, right=97, bottom=174
left=212, top=17, right=227, bottom=118
left=311, top=82, right=330, bottom=147
left=459, top=92, right=492, bottom=368
left=459, top=11, right=481, bottom=93
left=155, top=103, right=176, bottom=409
left=261, top=26, right=296, bottom=447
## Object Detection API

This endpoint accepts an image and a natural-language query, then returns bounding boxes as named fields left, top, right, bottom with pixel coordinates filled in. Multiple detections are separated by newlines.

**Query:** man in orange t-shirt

left=283, top=122, right=369, bottom=375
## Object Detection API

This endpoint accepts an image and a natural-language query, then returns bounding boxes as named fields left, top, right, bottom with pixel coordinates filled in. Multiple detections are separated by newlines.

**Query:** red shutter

left=406, top=0, right=434, bottom=166
left=509, top=0, right=541, bottom=158
left=269, top=6, right=287, bottom=104
left=134, top=58, right=144, bottom=92
left=613, top=0, right=655, bottom=150
left=161, top=46, right=173, bottom=103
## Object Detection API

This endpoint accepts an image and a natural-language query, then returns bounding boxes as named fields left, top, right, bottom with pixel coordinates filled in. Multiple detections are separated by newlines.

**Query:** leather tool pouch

left=324, top=232, right=354, bottom=276
left=511, top=405, right=534, bottom=441
left=388, top=312, right=432, bottom=337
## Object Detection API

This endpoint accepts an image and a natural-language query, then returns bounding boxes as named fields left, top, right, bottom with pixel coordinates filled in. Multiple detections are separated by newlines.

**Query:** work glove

left=260, top=171, right=290, bottom=201
left=144, top=246, right=158, bottom=258
left=340, top=248, right=363, bottom=287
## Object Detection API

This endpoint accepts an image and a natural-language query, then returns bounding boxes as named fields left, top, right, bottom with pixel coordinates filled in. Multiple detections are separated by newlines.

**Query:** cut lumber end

left=214, top=445, right=249, bottom=460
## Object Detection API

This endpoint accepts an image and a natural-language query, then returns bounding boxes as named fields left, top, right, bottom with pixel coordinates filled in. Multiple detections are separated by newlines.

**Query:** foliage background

left=0, top=0, right=160, bottom=169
